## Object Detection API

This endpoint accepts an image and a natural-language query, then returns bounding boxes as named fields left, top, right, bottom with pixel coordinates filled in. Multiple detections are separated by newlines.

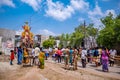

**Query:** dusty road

left=0, top=56, right=120, bottom=80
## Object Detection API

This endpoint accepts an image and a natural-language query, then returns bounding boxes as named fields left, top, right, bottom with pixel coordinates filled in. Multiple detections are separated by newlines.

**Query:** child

left=10, top=50, right=14, bottom=65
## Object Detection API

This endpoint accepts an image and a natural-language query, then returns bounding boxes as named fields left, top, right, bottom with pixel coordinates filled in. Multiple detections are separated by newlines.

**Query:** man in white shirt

left=34, top=47, right=40, bottom=65
left=109, top=49, right=117, bottom=66
left=81, top=48, right=87, bottom=68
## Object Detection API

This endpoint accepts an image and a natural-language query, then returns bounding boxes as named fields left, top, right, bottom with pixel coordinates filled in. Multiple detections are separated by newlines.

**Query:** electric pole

left=84, top=20, right=86, bottom=48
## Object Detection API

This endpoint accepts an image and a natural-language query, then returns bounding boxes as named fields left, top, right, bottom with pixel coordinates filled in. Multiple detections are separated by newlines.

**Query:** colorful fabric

left=73, top=53, right=78, bottom=70
left=64, top=50, right=69, bottom=65
left=57, top=50, right=62, bottom=56
left=45, top=53, right=49, bottom=57
left=39, top=58, right=44, bottom=69
left=39, top=52, right=45, bottom=69
left=10, top=52, right=14, bottom=60
left=24, top=48, right=28, bottom=57
left=101, top=50, right=109, bottom=71
left=81, top=59, right=86, bottom=68
left=69, top=50, right=73, bottom=63
left=34, top=47, right=40, bottom=57
left=17, top=47, right=23, bottom=64
left=102, top=59, right=108, bottom=71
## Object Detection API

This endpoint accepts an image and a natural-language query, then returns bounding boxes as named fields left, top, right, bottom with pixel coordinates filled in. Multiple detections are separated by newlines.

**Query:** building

left=15, top=34, right=49, bottom=48
left=41, top=35, right=49, bottom=47
left=0, top=28, right=15, bottom=42
left=0, top=37, right=2, bottom=51
left=34, top=34, right=49, bottom=47
left=84, top=36, right=97, bottom=49
left=0, top=28, right=15, bottom=55
left=55, top=40, right=60, bottom=47
left=0, top=28, right=50, bottom=55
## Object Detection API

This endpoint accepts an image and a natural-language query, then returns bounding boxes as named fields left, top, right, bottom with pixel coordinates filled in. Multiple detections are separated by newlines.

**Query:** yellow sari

left=39, top=52, right=45, bottom=69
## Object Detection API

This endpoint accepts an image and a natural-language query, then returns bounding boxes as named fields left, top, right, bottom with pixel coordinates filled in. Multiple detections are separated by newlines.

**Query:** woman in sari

left=73, top=48, right=78, bottom=70
left=101, top=47, right=109, bottom=72
left=64, top=48, right=69, bottom=69
left=39, top=50, right=45, bottom=69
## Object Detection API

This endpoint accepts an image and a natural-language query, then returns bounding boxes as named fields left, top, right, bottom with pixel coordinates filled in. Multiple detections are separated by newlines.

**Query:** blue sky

left=0, top=0, right=120, bottom=36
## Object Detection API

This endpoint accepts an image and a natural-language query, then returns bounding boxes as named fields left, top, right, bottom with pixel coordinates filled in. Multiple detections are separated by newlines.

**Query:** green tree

left=42, top=35, right=55, bottom=48
left=59, top=33, right=71, bottom=48
left=87, top=24, right=98, bottom=47
left=69, top=24, right=84, bottom=48
left=97, top=13, right=120, bottom=50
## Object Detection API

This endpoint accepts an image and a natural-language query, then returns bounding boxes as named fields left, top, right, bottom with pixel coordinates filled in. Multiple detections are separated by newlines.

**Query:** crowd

left=10, top=46, right=45, bottom=69
left=9, top=46, right=117, bottom=72
left=52, top=47, right=117, bottom=72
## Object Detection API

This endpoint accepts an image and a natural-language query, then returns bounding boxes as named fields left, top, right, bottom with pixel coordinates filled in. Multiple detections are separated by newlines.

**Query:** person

left=45, top=48, right=49, bottom=60
left=98, top=47, right=102, bottom=66
left=57, top=48, right=62, bottom=63
left=91, top=48, right=95, bottom=63
left=61, top=48, right=65, bottom=62
left=73, top=48, right=78, bottom=70
left=17, top=46, right=23, bottom=65
left=39, top=48, right=45, bottom=69
left=93, top=47, right=99, bottom=67
left=54, top=47, right=58, bottom=62
left=87, top=49, right=90, bottom=63
left=14, top=47, right=17, bottom=56
left=52, top=48, right=56, bottom=61
left=81, top=48, right=87, bottom=68
left=109, top=49, right=117, bottom=67
left=69, top=48, right=73, bottom=65
left=64, top=47, right=69, bottom=69
left=101, top=47, right=109, bottom=72
left=34, top=46, right=40, bottom=65
left=23, top=48, right=29, bottom=64
left=89, top=48, right=93, bottom=63
left=79, top=48, right=82, bottom=57
left=10, top=50, right=14, bottom=65
left=31, top=48, right=35, bottom=66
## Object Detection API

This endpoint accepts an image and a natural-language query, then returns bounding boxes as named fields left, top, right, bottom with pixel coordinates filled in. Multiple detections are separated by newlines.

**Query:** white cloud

left=88, top=3, right=117, bottom=28
left=45, top=0, right=89, bottom=21
left=0, top=0, right=15, bottom=7
left=88, top=4, right=103, bottom=17
left=71, top=0, right=89, bottom=10
left=89, top=16, right=103, bottom=28
left=45, top=0, right=74, bottom=21
left=105, top=9, right=116, bottom=18
left=21, top=0, right=41, bottom=11
left=88, top=3, right=103, bottom=27
left=38, top=29, right=57, bottom=36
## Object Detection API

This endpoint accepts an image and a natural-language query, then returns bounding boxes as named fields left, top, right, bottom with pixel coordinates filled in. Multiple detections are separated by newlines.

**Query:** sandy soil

left=0, top=55, right=120, bottom=80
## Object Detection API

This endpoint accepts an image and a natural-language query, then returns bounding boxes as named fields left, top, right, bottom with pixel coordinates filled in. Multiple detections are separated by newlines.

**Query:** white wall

left=0, top=36, right=2, bottom=51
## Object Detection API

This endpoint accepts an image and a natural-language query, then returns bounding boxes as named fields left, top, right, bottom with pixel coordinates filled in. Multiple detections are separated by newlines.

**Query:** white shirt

left=110, top=50, right=117, bottom=56
left=34, top=47, right=40, bottom=56
left=81, top=50, right=87, bottom=59
left=31, top=49, right=35, bottom=57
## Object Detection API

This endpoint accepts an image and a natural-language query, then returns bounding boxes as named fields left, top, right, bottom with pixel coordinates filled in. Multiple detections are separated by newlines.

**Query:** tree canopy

left=42, top=36, right=55, bottom=48
left=97, top=13, right=120, bottom=50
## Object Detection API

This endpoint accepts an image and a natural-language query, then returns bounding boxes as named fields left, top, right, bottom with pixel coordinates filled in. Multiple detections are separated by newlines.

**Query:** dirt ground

left=0, top=55, right=120, bottom=80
